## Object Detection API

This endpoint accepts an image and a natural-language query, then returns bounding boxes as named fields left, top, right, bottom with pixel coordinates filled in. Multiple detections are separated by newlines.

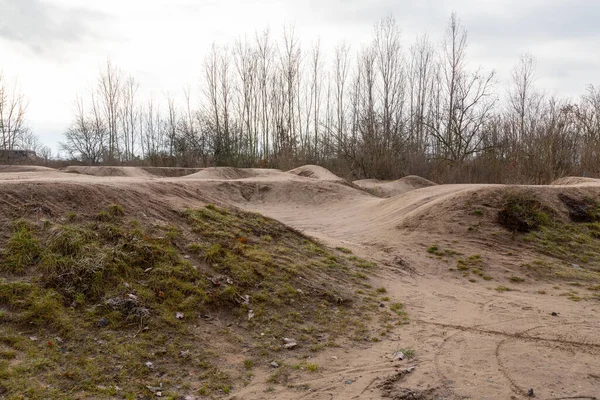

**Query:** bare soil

left=1, top=166, right=599, bottom=400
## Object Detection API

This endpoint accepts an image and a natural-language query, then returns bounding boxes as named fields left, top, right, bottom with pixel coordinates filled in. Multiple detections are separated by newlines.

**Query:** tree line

left=22, top=13, right=600, bottom=183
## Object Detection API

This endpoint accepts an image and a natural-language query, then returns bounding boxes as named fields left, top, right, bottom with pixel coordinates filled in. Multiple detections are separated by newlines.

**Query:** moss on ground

left=496, top=190, right=600, bottom=285
left=0, top=203, right=394, bottom=399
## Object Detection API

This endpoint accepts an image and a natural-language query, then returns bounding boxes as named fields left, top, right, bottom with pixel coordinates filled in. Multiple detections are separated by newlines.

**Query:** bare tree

left=98, top=60, right=123, bottom=162
left=0, top=74, right=29, bottom=153
left=432, top=13, right=497, bottom=165
left=334, top=41, right=350, bottom=155
left=61, top=95, right=106, bottom=165
left=121, top=75, right=139, bottom=161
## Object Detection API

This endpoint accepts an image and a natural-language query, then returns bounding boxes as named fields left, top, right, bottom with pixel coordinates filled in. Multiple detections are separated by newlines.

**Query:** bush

left=558, top=194, right=600, bottom=223
left=497, top=191, right=551, bottom=232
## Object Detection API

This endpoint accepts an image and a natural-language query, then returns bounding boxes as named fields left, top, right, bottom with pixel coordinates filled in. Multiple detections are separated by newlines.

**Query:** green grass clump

left=306, top=363, right=319, bottom=372
left=495, top=286, right=511, bottom=292
left=497, top=191, right=552, bottom=232
left=427, top=245, right=460, bottom=257
left=427, top=245, right=439, bottom=254
left=0, top=222, right=40, bottom=274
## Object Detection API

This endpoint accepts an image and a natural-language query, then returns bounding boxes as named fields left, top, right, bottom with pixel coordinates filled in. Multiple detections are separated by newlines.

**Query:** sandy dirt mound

left=287, top=165, right=345, bottom=181
left=140, top=167, right=202, bottom=177
left=1, top=169, right=600, bottom=400
left=182, top=167, right=282, bottom=180
left=551, top=176, right=600, bottom=185
left=0, top=165, right=55, bottom=173
left=354, top=175, right=437, bottom=198
left=62, top=166, right=154, bottom=178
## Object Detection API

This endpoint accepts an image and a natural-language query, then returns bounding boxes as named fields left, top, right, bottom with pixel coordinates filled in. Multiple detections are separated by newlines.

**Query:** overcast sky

left=1, top=0, right=599, bottom=152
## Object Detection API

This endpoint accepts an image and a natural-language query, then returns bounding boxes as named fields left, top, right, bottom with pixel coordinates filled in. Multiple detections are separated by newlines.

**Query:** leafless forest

left=3, top=13, right=600, bottom=183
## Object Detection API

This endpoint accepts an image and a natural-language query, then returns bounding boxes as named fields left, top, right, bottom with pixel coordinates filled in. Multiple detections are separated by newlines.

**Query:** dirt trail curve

left=1, top=166, right=599, bottom=399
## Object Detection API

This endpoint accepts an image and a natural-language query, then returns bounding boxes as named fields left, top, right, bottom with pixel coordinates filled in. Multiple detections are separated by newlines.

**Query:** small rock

left=297, top=289, right=303, bottom=294
left=393, top=351, right=405, bottom=360
left=144, top=268, right=153, bottom=273
left=55, top=337, right=63, bottom=343
left=345, top=379, right=353, bottom=384
left=156, top=392, right=162, bottom=397
left=97, top=318, right=109, bottom=327
left=248, top=310, right=255, bottom=320
left=184, top=255, right=191, bottom=259
left=331, top=356, right=338, bottom=360
left=124, top=282, right=130, bottom=288
left=180, top=350, right=191, bottom=358
left=270, top=361, right=279, bottom=368
left=127, top=293, right=138, bottom=300
left=528, top=388, right=535, bottom=397
left=145, top=361, right=154, bottom=369
left=406, top=366, right=416, bottom=373
left=551, top=312, right=558, bottom=317
left=175, top=312, right=184, bottom=320
left=572, top=264, right=581, bottom=269
left=379, top=303, right=385, bottom=308
left=283, top=337, right=297, bottom=348
left=29, top=336, right=38, bottom=341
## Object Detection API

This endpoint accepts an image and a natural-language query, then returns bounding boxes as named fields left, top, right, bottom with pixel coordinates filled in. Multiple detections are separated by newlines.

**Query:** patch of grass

left=428, top=245, right=461, bottom=257
left=473, top=209, right=484, bottom=216
left=567, top=293, right=582, bottom=302
left=509, top=276, right=525, bottom=283
left=306, top=363, right=319, bottom=372
left=426, top=245, right=439, bottom=254
left=521, top=259, right=600, bottom=282
left=376, top=287, right=387, bottom=294
left=352, top=258, right=377, bottom=269
left=456, top=255, right=483, bottom=273
left=397, top=348, right=415, bottom=359
left=495, top=286, right=511, bottom=292
left=389, top=302, right=408, bottom=323
left=336, top=247, right=352, bottom=254
left=66, top=211, right=77, bottom=222
left=0, top=203, right=382, bottom=398
left=0, top=221, right=40, bottom=274
left=497, top=190, right=553, bottom=232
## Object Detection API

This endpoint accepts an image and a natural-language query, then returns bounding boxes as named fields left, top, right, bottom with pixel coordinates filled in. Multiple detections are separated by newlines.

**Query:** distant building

left=0, top=149, right=39, bottom=164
